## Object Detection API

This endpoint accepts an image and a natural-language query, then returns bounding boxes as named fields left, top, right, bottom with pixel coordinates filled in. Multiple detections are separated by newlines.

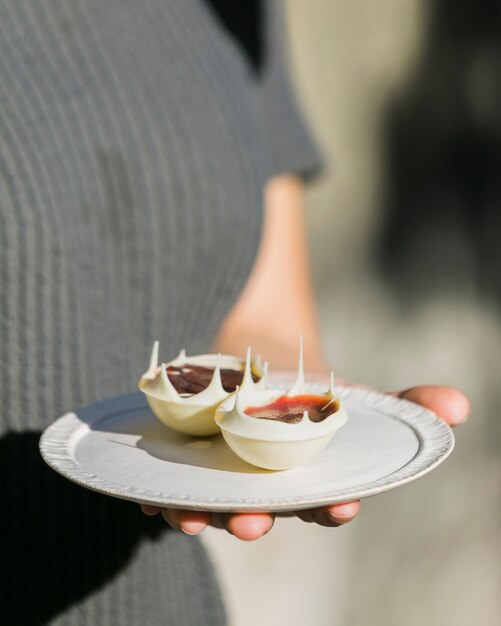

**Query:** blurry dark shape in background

left=375, top=0, right=501, bottom=304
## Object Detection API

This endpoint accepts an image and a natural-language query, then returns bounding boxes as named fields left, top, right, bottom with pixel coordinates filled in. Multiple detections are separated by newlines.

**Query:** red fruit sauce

left=166, top=364, right=259, bottom=394
left=244, top=394, right=338, bottom=424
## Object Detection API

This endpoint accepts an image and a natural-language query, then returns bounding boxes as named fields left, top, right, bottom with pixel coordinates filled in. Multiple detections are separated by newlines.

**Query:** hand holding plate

left=142, top=382, right=469, bottom=539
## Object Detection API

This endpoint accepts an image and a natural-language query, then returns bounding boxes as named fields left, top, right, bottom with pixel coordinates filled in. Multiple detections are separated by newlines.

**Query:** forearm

left=212, top=175, right=328, bottom=372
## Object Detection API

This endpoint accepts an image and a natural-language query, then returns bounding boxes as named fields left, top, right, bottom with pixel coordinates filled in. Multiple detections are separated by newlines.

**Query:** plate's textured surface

left=39, top=386, right=454, bottom=512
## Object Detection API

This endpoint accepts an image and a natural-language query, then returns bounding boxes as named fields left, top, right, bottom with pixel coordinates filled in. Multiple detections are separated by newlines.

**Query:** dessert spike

left=176, top=348, right=187, bottom=361
left=287, top=336, right=307, bottom=397
left=143, top=340, right=159, bottom=380
left=329, top=371, right=336, bottom=396
left=158, top=362, right=181, bottom=402
left=195, top=353, right=226, bottom=399
left=240, top=346, right=255, bottom=391
left=234, top=385, right=244, bottom=413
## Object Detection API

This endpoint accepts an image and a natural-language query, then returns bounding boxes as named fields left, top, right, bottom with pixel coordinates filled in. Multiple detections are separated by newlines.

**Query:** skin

left=141, top=176, right=470, bottom=540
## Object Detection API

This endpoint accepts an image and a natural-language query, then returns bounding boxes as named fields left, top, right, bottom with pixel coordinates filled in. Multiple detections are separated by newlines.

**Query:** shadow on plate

left=90, top=404, right=271, bottom=474
left=135, top=432, right=270, bottom=474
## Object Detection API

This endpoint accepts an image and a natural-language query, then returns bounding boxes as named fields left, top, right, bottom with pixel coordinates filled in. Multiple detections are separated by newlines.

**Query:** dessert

left=138, top=342, right=264, bottom=436
left=214, top=341, right=348, bottom=470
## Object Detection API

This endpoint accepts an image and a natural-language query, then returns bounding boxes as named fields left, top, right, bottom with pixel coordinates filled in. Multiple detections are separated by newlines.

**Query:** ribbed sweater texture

left=0, top=1, right=321, bottom=624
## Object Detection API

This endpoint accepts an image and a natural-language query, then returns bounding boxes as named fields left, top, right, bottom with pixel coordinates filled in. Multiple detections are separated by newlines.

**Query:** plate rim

left=39, top=386, right=455, bottom=512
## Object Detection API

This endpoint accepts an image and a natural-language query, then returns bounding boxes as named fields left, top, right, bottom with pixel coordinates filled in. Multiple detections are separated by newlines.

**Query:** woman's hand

left=140, top=383, right=469, bottom=540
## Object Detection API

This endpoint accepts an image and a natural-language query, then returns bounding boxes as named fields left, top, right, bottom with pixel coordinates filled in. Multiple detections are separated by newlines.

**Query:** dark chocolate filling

left=166, top=363, right=259, bottom=394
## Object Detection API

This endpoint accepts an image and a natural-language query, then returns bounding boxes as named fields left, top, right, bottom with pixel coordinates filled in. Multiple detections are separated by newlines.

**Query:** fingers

left=322, top=500, right=361, bottom=525
left=142, top=498, right=360, bottom=533
left=140, top=505, right=275, bottom=540
left=140, top=504, right=161, bottom=516
left=291, top=500, right=361, bottom=527
left=225, top=512, right=275, bottom=540
left=395, top=385, right=470, bottom=427
left=140, top=505, right=211, bottom=535
left=161, top=509, right=211, bottom=535
left=211, top=511, right=275, bottom=540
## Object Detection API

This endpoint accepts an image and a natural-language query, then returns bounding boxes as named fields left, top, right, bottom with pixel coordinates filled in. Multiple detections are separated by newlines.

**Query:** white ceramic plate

left=39, top=385, right=454, bottom=512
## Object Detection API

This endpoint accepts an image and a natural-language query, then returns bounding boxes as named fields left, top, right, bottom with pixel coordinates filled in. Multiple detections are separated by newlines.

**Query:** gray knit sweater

left=0, top=1, right=321, bottom=624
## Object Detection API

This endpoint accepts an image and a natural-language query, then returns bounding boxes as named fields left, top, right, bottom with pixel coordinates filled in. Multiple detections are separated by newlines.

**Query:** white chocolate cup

left=215, top=387, right=348, bottom=470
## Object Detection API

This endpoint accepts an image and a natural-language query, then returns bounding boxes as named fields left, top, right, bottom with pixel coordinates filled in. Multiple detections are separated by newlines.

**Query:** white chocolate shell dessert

left=215, top=341, right=348, bottom=470
left=138, top=341, right=265, bottom=436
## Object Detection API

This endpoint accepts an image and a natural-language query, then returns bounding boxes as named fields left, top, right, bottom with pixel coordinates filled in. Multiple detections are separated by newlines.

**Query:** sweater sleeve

left=257, top=0, right=324, bottom=182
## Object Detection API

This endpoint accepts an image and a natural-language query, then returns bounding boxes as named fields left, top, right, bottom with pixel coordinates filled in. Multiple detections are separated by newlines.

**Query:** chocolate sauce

left=244, top=394, right=338, bottom=424
left=166, top=364, right=259, bottom=394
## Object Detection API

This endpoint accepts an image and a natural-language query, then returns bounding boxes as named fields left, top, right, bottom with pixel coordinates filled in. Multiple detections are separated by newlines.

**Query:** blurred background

left=204, top=1, right=501, bottom=625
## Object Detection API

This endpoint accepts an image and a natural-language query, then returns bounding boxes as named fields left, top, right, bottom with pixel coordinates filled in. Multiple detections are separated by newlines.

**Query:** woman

left=0, top=1, right=468, bottom=624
